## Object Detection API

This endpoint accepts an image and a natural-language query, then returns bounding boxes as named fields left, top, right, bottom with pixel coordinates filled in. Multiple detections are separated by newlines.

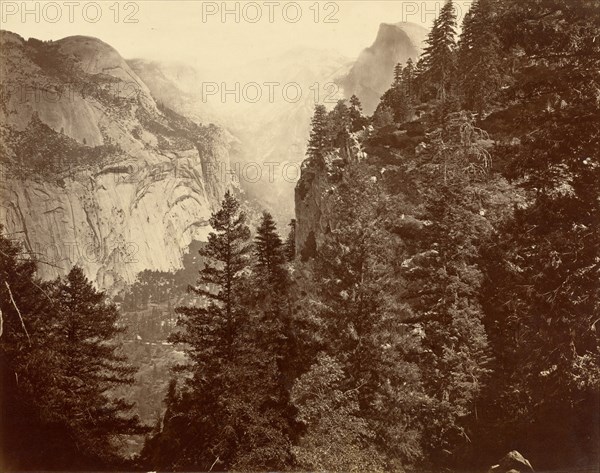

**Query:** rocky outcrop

left=0, top=31, right=232, bottom=290
left=127, top=59, right=219, bottom=126
left=294, top=134, right=367, bottom=259
left=339, top=22, right=428, bottom=114
left=488, top=451, right=534, bottom=473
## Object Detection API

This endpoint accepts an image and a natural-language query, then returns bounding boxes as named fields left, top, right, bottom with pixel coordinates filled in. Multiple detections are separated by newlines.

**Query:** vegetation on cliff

left=291, top=0, right=599, bottom=470
left=1, top=1, right=598, bottom=472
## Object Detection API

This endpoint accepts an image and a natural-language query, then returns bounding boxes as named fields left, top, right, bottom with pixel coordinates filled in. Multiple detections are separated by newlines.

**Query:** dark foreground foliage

left=1, top=1, right=599, bottom=471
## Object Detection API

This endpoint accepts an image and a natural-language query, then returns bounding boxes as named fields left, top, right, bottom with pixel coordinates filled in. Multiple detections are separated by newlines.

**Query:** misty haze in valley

left=0, top=1, right=598, bottom=472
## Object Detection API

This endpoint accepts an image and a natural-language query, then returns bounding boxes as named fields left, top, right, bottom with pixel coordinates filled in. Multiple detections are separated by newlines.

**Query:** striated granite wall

left=0, top=30, right=232, bottom=290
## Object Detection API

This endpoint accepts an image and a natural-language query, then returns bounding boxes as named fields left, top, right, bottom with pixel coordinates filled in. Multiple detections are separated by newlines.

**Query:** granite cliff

left=294, top=132, right=368, bottom=259
left=0, top=31, right=232, bottom=290
left=129, top=48, right=351, bottom=228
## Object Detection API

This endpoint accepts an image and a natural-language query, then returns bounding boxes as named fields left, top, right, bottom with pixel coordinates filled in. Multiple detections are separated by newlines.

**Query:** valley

left=0, top=1, right=598, bottom=472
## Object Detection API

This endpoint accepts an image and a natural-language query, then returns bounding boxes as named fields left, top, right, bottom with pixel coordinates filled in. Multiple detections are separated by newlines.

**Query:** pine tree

left=254, top=211, right=287, bottom=286
left=457, top=0, right=504, bottom=115
left=349, top=95, right=367, bottom=132
left=393, top=62, right=403, bottom=86
left=376, top=86, right=409, bottom=125
left=0, top=229, right=60, bottom=470
left=250, top=212, right=298, bottom=445
left=140, top=379, right=189, bottom=469
left=52, top=267, right=147, bottom=463
left=327, top=100, right=351, bottom=146
left=400, top=188, right=492, bottom=463
left=0, top=236, right=146, bottom=470
left=292, top=165, right=426, bottom=467
left=376, top=59, right=419, bottom=125
left=307, top=104, right=329, bottom=161
left=421, top=0, right=458, bottom=101
left=175, top=190, right=251, bottom=345
left=402, top=58, right=416, bottom=104
left=291, top=354, right=385, bottom=471
left=478, top=1, right=600, bottom=466
left=160, top=190, right=253, bottom=469
left=185, top=189, right=252, bottom=339
left=372, top=104, right=395, bottom=128
left=414, top=56, right=427, bottom=100
left=285, top=219, right=296, bottom=262
left=151, top=192, right=294, bottom=471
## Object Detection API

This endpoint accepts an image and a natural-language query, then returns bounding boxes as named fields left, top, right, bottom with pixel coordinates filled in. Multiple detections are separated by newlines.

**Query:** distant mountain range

left=0, top=21, right=428, bottom=288
left=130, top=21, right=427, bottom=226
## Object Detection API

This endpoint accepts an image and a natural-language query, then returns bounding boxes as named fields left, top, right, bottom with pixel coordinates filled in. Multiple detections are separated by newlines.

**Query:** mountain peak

left=55, top=35, right=137, bottom=78
left=0, top=31, right=232, bottom=289
left=339, top=21, right=427, bottom=113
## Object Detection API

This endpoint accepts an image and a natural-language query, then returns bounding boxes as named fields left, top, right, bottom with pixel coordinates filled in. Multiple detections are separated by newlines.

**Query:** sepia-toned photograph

left=0, top=1, right=598, bottom=471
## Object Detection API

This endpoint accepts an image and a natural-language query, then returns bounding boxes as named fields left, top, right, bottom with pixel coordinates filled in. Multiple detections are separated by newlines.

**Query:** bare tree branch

left=209, top=456, right=221, bottom=472
left=4, top=281, right=31, bottom=346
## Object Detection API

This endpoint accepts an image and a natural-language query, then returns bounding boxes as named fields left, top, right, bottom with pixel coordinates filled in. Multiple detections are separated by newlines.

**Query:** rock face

left=488, top=451, right=534, bottom=473
left=294, top=134, right=367, bottom=259
left=129, top=25, right=425, bottom=226
left=339, top=22, right=428, bottom=114
left=130, top=49, right=351, bottom=228
left=0, top=31, right=232, bottom=290
left=127, top=59, right=221, bottom=126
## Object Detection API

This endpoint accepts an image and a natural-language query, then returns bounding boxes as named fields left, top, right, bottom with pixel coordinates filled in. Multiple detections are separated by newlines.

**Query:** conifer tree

left=0, top=229, right=60, bottom=470
left=159, top=190, right=253, bottom=469
left=479, top=1, right=600, bottom=465
left=183, top=189, right=252, bottom=338
left=0, top=236, right=146, bottom=470
left=421, top=0, right=458, bottom=101
left=414, top=56, right=427, bottom=100
left=291, top=354, right=385, bottom=471
left=52, top=267, right=147, bottom=463
left=327, top=100, right=351, bottom=146
left=457, top=0, right=504, bottom=114
left=393, top=62, right=403, bottom=86
left=254, top=211, right=287, bottom=286
left=285, top=219, right=296, bottom=262
left=241, top=211, right=296, bottom=471
left=307, top=104, right=329, bottom=161
left=251, top=212, right=297, bottom=406
left=402, top=58, right=416, bottom=103
left=151, top=192, right=293, bottom=471
left=376, top=87, right=409, bottom=125
left=349, top=95, right=367, bottom=132
left=173, top=189, right=251, bottom=349
left=372, top=104, right=395, bottom=128
left=292, top=165, right=426, bottom=467
left=376, top=59, right=420, bottom=125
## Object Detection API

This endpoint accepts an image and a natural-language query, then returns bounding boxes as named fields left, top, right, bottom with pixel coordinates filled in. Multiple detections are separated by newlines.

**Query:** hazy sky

left=1, top=1, right=473, bottom=67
